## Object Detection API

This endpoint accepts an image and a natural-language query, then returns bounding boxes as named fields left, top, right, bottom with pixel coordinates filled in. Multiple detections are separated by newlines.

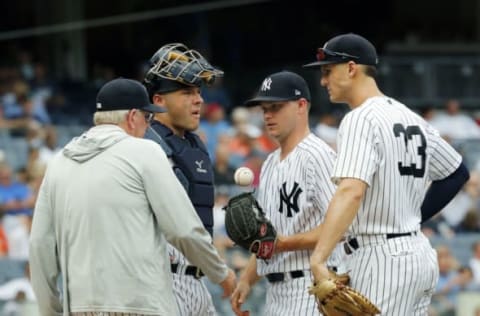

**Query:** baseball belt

left=171, top=263, right=204, bottom=279
left=344, top=231, right=417, bottom=255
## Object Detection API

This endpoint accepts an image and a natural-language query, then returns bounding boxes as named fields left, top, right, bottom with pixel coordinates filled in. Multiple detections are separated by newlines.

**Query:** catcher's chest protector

left=147, top=122, right=214, bottom=235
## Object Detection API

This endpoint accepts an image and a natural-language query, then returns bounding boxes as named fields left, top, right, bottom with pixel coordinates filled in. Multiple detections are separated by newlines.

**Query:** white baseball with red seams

left=234, top=167, right=254, bottom=186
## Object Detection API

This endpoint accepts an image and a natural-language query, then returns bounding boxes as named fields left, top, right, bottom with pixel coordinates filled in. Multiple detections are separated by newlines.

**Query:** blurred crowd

left=1, top=51, right=480, bottom=315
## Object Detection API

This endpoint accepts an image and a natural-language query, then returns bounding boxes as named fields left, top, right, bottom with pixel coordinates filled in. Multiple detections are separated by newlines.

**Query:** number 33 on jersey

left=332, top=96, right=462, bottom=235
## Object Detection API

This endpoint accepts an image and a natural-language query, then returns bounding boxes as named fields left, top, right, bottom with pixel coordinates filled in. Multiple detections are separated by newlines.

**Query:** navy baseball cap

left=244, top=71, right=311, bottom=107
left=96, top=78, right=166, bottom=113
left=303, top=33, right=378, bottom=68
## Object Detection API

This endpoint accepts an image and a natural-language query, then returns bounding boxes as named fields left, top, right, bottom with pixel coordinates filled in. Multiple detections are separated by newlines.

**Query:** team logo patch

left=259, top=241, right=275, bottom=258
left=195, top=160, right=207, bottom=173
left=278, top=181, right=303, bottom=217
left=261, top=77, right=272, bottom=91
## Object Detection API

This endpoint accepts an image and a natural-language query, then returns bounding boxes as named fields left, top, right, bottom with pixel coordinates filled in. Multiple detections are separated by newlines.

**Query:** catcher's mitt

left=223, top=192, right=277, bottom=259
left=309, top=279, right=380, bottom=316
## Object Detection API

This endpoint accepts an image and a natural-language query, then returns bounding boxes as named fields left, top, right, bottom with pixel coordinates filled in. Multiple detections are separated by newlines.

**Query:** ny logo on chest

left=278, top=182, right=303, bottom=217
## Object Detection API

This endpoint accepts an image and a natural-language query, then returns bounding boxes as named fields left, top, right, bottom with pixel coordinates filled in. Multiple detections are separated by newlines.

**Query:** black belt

left=344, top=232, right=416, bottom=255
left=171, top=263, right=204, bottom=279
left=266, top=270, right=304, bottom=283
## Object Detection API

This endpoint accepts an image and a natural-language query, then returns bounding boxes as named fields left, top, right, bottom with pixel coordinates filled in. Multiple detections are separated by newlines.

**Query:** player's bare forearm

left=311, top=178, right=367, bottom=265
left=239, top=254, right=262, bottom=286
left=275, top=225, right=324, bottom=252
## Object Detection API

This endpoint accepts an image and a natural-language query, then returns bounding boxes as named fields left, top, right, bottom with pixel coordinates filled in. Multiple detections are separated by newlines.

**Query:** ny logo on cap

left=96, top=102, right=102, bottom=109
left=261, top=77, right=272, bottom=91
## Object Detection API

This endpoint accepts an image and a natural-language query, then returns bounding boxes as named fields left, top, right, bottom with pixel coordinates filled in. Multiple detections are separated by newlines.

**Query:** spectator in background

left=0, top=162, right=33, bottom=261
left=4, top=79, right=50, bottom=127
left=0, top=262, right=37, bottom=316
left=313, top=112, right=339, bottom=150
left=0, top=162, right=34, bottom=218
left=456, top=171, right=480, bottom=233
left=470, top=241, right=480, bottom=287
left=38, top=126, right=62, bottom=165
left=92, top=63, right=116, bottom=89
left=429, top=98, right=480, bottom=141
left=213, top=140, right=236, bottom=186
left=17, top=51, right=34, bottom=82
left=228, top=123, right=268, bottom=187
left=28, top=62, right=62, bottom=124
left=229, top=106, right=278, bottom=153
left=228, top=123, right=265, bottom=165
left=2, top=80, right=29, bottom=120
left=211, top=185, right=233, bottom=255
left=14, top=93, right=46, bottom=126
left=201, top=76, right=233, bottom=114
left=0, top=225, right=8, bottom=257
left=432, top=245, right=474, bottom=316
left=230, top=106, right=250, bottom=131
left=419, top=105, right=435, bottom=122
left=440, top=171, right=480, bottom=232
left=199, top=102, right=231, bottom=162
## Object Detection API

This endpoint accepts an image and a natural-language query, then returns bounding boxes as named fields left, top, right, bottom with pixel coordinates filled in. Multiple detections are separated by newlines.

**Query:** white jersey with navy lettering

left=333, top=96, right=462, bottom=235
left=255, top=133, right=344, bottom=315
left=334, top=96, right=462, bottom=316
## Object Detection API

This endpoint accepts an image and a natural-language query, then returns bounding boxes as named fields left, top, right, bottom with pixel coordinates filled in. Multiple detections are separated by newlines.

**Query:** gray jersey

left=257, top=133, right=342, bottom=275
left=333, top=96, right=462, bottom=235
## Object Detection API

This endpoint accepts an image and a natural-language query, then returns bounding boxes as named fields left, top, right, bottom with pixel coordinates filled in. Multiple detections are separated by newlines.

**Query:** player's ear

left=152, top=93, right=167, bottom=107
left=347, top=61, right=358, bottom=77
left=297, top=98, right=309, bottom=114
left=125, top=109, right=137, bottom=131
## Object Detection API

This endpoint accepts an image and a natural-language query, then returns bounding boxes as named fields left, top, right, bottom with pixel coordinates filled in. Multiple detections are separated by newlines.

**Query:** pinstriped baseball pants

left=172, top=272, right=217, bottom=316
left=264, top=271, right=321, bottom=316
left=346, top=232, right=438, bottom=316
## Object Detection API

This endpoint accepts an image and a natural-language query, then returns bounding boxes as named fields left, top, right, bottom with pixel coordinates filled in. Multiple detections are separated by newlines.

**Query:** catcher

left=143, top=43, right=236, bottom=315
left=228, top=71, right=358, bottom=316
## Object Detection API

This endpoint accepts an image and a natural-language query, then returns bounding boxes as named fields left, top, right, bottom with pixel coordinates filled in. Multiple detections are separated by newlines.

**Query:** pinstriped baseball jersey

left=332, top=96, right=462, bottom=235
left=256, top=133, right=343, bottom=276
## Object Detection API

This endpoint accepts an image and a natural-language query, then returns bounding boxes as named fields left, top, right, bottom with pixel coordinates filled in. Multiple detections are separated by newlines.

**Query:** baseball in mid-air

left=234, top=167, right=254, bottom=186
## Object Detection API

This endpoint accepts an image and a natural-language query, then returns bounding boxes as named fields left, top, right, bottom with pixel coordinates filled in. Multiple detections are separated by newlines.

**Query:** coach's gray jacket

left=29, top=125, right=228, bottom=316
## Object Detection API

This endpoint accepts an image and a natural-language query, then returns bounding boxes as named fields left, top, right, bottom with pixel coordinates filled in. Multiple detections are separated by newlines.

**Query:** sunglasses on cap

left=316, top=47, right=359, bottom=62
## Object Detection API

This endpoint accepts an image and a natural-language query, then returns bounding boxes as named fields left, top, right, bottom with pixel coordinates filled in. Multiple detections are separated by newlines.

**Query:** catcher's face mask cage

left=144, top=43, right=223, bottom=90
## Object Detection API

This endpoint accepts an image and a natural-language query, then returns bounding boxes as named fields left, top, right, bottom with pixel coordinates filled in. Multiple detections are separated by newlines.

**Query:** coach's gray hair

left=93, top=110, right=129, bottom=126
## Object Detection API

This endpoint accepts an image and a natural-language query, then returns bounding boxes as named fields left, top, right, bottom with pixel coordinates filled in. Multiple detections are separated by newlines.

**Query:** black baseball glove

left=223, top=192, right=277, bottom=259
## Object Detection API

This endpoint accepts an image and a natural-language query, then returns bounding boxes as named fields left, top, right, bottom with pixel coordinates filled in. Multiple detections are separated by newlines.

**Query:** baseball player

left=230, top=71, right=345, bottom=316
left=304, top=33, right=470, bottom=315
left=142, top=43, right=233, bottom=315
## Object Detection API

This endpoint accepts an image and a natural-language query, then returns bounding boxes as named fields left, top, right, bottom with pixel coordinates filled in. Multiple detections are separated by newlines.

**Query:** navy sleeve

left=421, top=162, right=470, bottom=223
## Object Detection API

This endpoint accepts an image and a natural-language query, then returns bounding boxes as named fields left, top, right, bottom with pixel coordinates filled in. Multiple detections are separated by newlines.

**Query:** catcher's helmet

left=144, top=43, right=223, bottom=95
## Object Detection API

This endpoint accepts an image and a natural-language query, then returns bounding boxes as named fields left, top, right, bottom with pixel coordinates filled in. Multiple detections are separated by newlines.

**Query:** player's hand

left=230, top=279, right=251, bottom=316
left=310, top=255, right=330, bottom=283
left=219, top=268, right=237, bottom=298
